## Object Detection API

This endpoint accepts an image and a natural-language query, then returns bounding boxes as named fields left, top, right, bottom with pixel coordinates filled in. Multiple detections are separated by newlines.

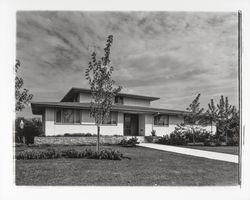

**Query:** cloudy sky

left=16, top=11, right=238, bottom=118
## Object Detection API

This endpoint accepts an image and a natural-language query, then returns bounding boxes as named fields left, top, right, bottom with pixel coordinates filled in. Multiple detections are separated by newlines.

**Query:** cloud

left=16, top=11, right=238, bottom=118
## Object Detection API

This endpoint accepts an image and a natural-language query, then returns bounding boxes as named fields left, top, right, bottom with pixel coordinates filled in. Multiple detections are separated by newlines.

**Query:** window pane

left=111, top=112, right=118, bottom=124
left=154, top=115, right=169, bottom=126
left=74, top=110, right=80, bottom=123
left=103, top=112, right=117, bottom=124
left=55, top=109, right=61, bottom=123
left=62, top=109, right=74, bottom=123
left=82, top=110, right=95, bottom=123
left=115, top=96, right=123, bottom=104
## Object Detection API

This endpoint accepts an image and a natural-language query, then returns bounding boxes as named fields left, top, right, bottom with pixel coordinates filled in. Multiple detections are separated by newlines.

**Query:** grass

left=15, top=145, right=239, bottom=186
left=179, top=146, right=238, bottom=155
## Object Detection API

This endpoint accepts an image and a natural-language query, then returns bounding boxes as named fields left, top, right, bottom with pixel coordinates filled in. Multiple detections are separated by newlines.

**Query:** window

left=55, top=109, right=81, bottom=124
left=103, top=112, right=118, bottom=125
left=81, top=110, right=95, bottom=124
left=115, top=96, right=123, bottom=104
left=55, top=109, right=62, bottom=123
left=62, top=109, right=74, bottom=123
left=154, top=114, right=169, bottom=126
left=74, top=110, right=81, bottom=123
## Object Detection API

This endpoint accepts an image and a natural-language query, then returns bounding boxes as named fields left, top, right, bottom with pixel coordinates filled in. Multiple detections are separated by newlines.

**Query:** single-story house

left=31, top=87, right=214, bottom=138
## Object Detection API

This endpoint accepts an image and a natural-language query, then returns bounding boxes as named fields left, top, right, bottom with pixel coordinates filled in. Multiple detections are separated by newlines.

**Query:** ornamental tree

left=85, top=35, right=122, bottom=153
left=15, top=60, right=33, bottom=111
left=185, top=94, right=204, bottom=143
left=206, top=99, right=218, bottom=134
left=216, top=95, right=236, bottom=143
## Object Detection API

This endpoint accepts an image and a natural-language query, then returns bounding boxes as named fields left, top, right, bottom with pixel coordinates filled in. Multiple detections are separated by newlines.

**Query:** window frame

left=102, top=111, right=118, bottom=125
left=54, top=109, right=81, bottom=124
left=153, top=114, right=169, bottom=126
left=114, top=96, right=124, bottom=104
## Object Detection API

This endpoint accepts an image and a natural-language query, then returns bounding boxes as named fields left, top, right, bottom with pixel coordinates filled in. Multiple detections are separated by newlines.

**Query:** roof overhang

left=31, top=101, right=190, bottom=116
left=60, top=87, right=160, bottom=102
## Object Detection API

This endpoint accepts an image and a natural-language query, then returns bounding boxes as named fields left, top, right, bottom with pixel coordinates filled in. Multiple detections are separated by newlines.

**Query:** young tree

left=185, top=94, right=204, bottom=144
left=206, top=99, right=217, bottom=134
left=15, top=60, right=33, bottom=111
left=85, top=35, right=122, bottom=153
left=216, top=95, right=235, bottom=143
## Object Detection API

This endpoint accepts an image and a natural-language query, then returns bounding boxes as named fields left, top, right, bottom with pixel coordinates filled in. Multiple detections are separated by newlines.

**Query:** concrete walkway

left=138, top=143, right=238, bottom=163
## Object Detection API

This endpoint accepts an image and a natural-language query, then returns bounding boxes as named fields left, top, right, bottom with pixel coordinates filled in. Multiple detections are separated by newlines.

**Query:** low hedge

left=16, top=148, right=128, bottom=160
left=119, top=137, right=139, bottom=147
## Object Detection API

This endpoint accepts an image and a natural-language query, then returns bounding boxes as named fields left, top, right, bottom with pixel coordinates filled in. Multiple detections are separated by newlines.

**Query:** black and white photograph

left=15, top=10, right=240, bottom=186
left=1, top=0, right=250, bottom=199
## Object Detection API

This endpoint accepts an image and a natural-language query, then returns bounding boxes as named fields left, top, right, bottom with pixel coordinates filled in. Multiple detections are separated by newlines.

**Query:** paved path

left=138, top=143, right=238, bottom=163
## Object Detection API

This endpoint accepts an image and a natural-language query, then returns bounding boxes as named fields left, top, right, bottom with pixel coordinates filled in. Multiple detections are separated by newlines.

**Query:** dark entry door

left=124, top=114, right=139, bottom=136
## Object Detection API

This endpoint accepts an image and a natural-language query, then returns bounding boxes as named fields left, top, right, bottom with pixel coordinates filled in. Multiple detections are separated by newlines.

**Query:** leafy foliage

left=155, top=124, right=213, bottom=146
left=16, top=148, right=127, bottom=160
left=119, top=137, right=139, bottom=147
left=16, top=148, right=61, bottom=160
left=151, top=129, right=156, bottom=136
left=15, top=117, right=43, bottom=144
left=184, top=94, right=204, bottom=143
left=215, top=96, right=239, bottom=144
left=15, top=60, right=33, bottom=111
left=85, top=35, right=122, bottom=153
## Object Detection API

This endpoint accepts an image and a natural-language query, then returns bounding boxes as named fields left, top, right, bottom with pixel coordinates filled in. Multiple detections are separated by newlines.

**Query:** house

left=31, top=87, right=191, bottom=138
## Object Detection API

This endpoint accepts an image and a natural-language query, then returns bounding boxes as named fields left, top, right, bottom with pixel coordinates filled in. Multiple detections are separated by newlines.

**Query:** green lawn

left=179, top=146, right=238, bottom=155
left=15, top=145, right=239, bottom=186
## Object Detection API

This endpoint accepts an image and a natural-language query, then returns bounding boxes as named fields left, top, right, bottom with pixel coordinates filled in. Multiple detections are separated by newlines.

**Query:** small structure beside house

left=31, top=87, right=214, bottom=140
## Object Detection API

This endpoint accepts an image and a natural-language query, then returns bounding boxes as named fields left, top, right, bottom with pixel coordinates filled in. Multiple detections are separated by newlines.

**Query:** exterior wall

left=138, top=114, right=145, bottom=136
left=78, top=92, right=151, bottom=107
left=152, top=115, right=184, bottom=136
left=123, top=97, right=150, bottom=107
left=45, top=108, right=55, bottom=136
left=79, top=93, right=92, bottom=103
left=144, top=114, right=184, bottom=137
left=44, top=108, right=124, bottom=136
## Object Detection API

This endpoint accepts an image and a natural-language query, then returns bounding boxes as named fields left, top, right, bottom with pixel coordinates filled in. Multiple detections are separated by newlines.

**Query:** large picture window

left=103, top=112, right=118, bottom=125
left=154, top=114, right=169, bottom=126
left=55, top=109, right=81, bottom=124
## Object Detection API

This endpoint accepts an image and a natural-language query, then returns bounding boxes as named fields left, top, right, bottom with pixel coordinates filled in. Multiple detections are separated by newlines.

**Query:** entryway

left=124, top=114, right=139, bottom=136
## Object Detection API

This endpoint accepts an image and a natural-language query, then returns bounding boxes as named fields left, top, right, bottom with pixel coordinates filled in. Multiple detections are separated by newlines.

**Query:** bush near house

left=154, top=123, right=238, bottom=146
left=119, top=137, right=139, bottom=147
left=15, top=117, right=43, bottom=145
left=16, top=147, right=127, bottom=160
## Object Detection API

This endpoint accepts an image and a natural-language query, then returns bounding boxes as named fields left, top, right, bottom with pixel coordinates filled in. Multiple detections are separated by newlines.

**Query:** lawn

left=179, top=146, right=238, bottom=155
left=15, top=145, right=239, bottom=186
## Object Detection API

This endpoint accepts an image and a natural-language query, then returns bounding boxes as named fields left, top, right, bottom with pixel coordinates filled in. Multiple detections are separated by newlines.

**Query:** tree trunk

left=97, top=125, right=100, bottom=153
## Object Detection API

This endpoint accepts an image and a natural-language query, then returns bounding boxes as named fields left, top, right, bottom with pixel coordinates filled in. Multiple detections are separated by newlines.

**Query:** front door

left=124, top=114, right=139, bottom=136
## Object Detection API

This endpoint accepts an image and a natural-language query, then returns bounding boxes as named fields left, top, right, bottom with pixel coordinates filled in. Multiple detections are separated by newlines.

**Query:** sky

left=16, top=11, right=239, bottom=118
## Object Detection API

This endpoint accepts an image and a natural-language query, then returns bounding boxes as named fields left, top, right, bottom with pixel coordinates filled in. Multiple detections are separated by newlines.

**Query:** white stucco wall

left=123, top=97, right=150, bottom=107
left=138, top=114, right=146, bottom=136
left=144, top=114, right=184, bottom=137
left=79, top=93, right=92, bottom=103
left=44, top=108, right=124, bottom=136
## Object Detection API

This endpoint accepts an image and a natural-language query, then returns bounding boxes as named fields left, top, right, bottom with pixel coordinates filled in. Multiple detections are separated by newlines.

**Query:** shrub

left=119, top=137, right=139, bottom=147
left=151, top=130, right=156, bottom=136
left=15, top=117, right=44, bottom=145
left=63, top=133, right=93, bottom=137
left=155, top=135, right=169, bottom=145
left=16, top=148, right=61, bottom=160
left=16, top=148, right=127, bottom=160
